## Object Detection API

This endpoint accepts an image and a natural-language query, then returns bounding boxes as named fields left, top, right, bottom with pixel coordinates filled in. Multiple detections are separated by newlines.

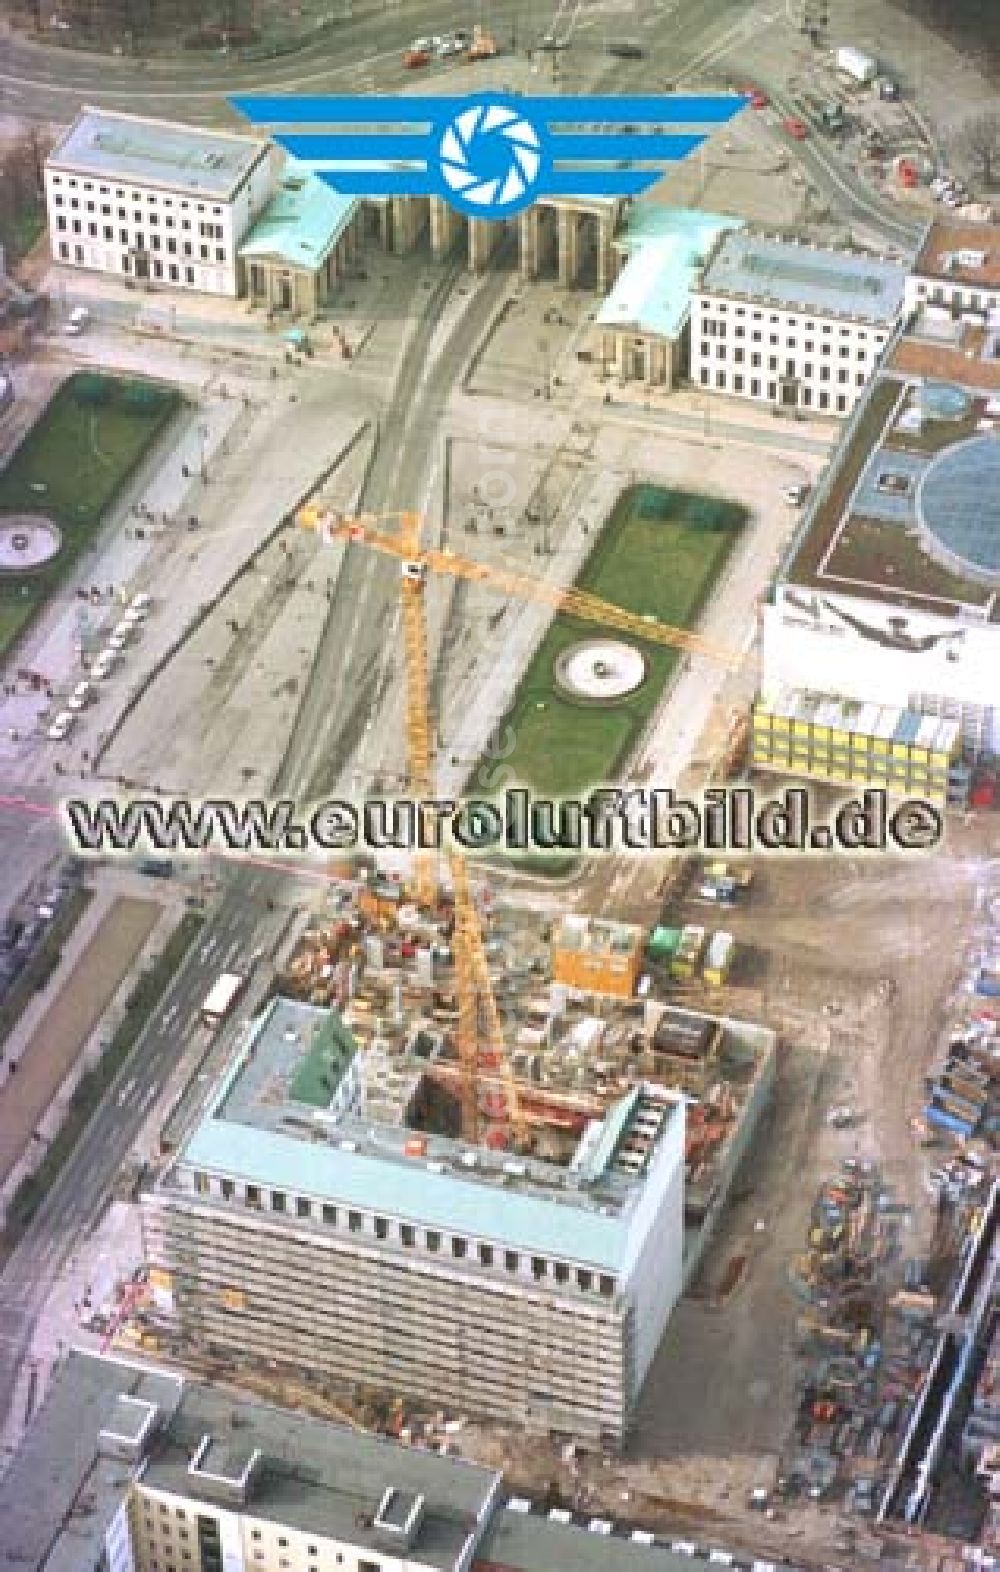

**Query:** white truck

left=837, top=45, right=878, bottom=86
left=200, top=970, right=246, bottom=1030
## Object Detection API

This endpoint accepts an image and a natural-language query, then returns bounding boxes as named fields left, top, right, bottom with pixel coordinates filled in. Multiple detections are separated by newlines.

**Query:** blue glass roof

left=917, top=434, right=1000, bottom=583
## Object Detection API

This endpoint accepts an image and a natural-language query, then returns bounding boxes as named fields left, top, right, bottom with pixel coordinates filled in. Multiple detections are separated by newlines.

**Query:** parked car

left=749, top=89, right=770, bottom=110
left=783, top=482, right=810, bottom=505
left=783, top=116, right=809, bottom=140
left=607, top=39, right=644, bottom=58
left=47, top=710, right=75, bottom=741
left=67, top=680, right=92, bottom=712
left=90, top=649, right=121, bottom=679
left=64, top=306, right=90, bottom=336
left=403, top=47, right=430, bottom=68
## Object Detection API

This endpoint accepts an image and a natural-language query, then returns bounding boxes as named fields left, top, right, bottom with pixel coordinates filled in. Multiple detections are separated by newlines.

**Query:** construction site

left=141, top=864, right=776, bottom=1451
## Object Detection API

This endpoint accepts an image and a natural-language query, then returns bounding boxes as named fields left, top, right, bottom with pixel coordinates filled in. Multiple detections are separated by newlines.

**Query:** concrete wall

left=682, top=1028, right=777, bottom=1291
left=618, top=1103, right=686, bottom=1388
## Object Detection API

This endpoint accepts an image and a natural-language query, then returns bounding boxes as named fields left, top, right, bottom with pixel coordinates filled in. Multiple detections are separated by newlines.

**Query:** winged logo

left=231, top=93, right=746, bottom=219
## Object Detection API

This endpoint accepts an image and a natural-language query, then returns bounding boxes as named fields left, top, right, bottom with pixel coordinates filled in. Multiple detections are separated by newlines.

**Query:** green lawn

left=0, top=371, right=179, bottom=659
left=471, top=483, right=746, bottom=804
left=0, top=205, right=45, bottom=263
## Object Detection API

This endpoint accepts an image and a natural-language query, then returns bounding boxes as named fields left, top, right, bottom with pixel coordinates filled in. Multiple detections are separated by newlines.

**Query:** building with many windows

left=689, top=230, right=906, bottom=416
left=0, top=1349, right=755, bottom=1572
left=44, top=108, right=278, bottom=296
left=141, top=996, right=686, bottom=1449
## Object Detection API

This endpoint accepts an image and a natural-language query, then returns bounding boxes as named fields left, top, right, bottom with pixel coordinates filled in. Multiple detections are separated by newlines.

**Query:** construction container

left=975, top=965, right=1000, bottom=998
left=670, top=925, right=706, bottom=981
left=925, top=1102, right=976, bottom=1138
left=703, top=931, right=736, bottom=988
left=647, top=925, right=682, bottom=960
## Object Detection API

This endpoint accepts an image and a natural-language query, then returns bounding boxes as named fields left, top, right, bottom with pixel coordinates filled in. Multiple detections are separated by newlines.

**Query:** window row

left=50, top=175, right=222, bottom=214
left=698, top=368, right=850, bottom=410
left=703, top=303, right=883, bottom=339
left=189, top=1172, right=616, bottom=1295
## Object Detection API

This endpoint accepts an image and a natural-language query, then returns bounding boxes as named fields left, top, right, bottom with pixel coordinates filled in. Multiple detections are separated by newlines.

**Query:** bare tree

left=956, top=109, right=1000, bottom=189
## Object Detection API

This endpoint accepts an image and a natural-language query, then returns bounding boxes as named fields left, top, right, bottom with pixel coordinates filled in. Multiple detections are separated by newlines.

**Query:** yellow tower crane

left=297, top=503, right=743, bottom=1147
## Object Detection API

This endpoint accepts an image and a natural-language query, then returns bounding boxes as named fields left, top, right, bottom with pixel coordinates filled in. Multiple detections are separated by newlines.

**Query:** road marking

left=0, top=44, right=402, bottom=102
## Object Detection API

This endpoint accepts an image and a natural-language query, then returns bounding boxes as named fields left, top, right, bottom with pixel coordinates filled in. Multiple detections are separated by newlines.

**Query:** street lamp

left=539, top=335, right=551, bottom=400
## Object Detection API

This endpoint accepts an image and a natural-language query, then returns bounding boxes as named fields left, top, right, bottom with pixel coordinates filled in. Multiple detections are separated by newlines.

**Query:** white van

left=64, top=306, right=91, bottom=336
left=129, top=591, right=152, bottom=612
left=47, top=710, right=75, bottom=740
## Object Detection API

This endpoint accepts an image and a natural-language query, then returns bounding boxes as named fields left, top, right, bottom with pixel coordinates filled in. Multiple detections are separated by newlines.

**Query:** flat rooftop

left=216, top=996, right=356, bottom=1129
left=0, top=1352, right=183, bottom=1572
left=554, top=914, right=643, bottom=956
left=914, top=218, right=1000, bottom=289
left=170, top=995, right=686, bottom=1271
left=700, top=230, right=906, bottom=324
left=479, top=1506, right=718, bottom=1572
left=0, top=1352, right=498, bottom=1572
left=780, top=331, right=1000, bottom=615
left=143, top=1376, right=498, bottom=1568
left=598, top=204, right=740, bottom=340
left=47, top=108, right=268, bottom=200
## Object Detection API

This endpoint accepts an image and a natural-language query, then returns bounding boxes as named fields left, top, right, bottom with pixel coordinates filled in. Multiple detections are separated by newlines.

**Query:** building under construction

left=142, top=884, right=775, bottom=1448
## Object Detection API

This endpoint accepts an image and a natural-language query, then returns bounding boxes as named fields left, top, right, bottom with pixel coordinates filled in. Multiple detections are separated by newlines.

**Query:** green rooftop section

left=239, top=161, right=357, bottom=269
left=597, top=205, right=741, bottom=340
left=288, top=1010, right=357, bottom=1108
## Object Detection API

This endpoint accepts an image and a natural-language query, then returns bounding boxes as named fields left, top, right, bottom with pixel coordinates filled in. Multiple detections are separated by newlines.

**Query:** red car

left=749, top=89, right=769, bottom=110
left=783, top=117, right=809, bottom=140
left=403, top=48, right=430, bottom=68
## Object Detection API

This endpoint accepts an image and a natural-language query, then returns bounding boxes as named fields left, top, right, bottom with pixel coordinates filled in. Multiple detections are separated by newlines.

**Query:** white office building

left=44, top=107, right=277, bottom=296
left=690, top=230, right=906, bottom=416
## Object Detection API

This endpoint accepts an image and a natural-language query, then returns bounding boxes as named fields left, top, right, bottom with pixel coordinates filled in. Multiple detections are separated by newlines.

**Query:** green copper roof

left=239, top=160, right=356, bottom=269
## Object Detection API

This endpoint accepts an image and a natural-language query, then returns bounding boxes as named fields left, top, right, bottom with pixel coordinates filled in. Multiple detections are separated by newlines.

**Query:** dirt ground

left=456, top=807, right=990, bottom=1567
left=0, top=896, right=160, bottom=1185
